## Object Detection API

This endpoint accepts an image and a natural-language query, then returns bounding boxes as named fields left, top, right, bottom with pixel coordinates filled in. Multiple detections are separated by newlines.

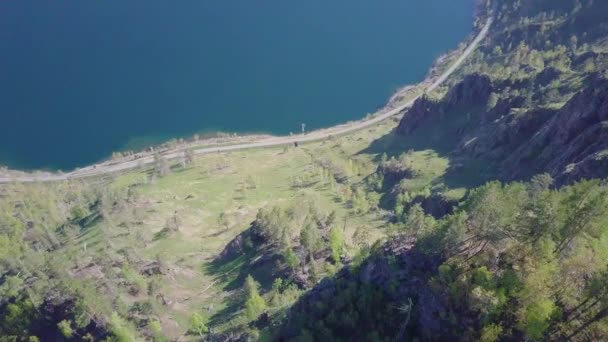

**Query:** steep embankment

left=391, top=0, right=608, bottom=186
left=395, top=73, right=608, bottom=185
left=267, top=1, right=608, bottom=341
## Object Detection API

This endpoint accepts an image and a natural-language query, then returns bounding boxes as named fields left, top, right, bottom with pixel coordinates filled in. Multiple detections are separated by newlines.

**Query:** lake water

left=0, top=0, right=473, bottom=170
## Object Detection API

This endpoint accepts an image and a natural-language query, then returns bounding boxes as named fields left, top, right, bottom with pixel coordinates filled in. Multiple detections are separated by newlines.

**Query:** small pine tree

left=300, top=224, right=322, bottom=260
left=329, top=226, right=345, bottom=264
left=380, top=153, right=388, bottom=166
left=108, top=312, right=137, bottom=342
left=570, top=35, right=578, bottom=51
left=403, top=203, right=427, bottom=238
left=244, top=275, right=266, bottom=321
left=582, top=58, right=596, bottom=73
left=148, top=320, right=167, bottom=342
left=486, top=92, right=500, bottom=111
left=188, top=313, right=208, bottom=338
left=57, top=320, right=73, bottom=338
left=283, top=248, right=300, bottom=270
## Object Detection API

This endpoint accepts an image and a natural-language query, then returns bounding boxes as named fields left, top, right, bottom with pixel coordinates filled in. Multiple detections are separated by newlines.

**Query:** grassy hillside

left=1, top=115, right=431, bottom=340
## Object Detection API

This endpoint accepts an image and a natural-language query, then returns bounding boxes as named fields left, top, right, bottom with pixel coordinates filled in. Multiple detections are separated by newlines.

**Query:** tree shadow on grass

left=204, top=227, right=286, bottom=326
left=77, top=211, right=103, bottom=231
left=206, top=250, right=280, bottom=292
left=207, top=289, right=245, bottom=327
left=358, top=107, right=496, bottom=191
left=205, top=253, right=253, bottom=292
left=205, top=252, right=283, bottom=328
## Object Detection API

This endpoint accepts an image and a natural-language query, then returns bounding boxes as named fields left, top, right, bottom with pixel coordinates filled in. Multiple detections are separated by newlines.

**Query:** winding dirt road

left=0, top=14, right=493, bottom=184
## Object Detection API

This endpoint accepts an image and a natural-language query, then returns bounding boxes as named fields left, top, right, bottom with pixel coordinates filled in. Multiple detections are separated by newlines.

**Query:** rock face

left=396, top=96, right=440, bottom=135
left=376, top=162, right=413, bottom=185
left=443, top=73, right=493, bottom=108
left=558, top=152, right=608, bottom=185
left=217, top=221, right=265, bottom=261
left=502, top=76, right=608, bottom=184
left=535, top=67, right=562, bottom=86
left=395, top=73, right=608, bottom=185
left=139, top=261, right=166, bottom=276
left=413, top=193, right=458, bottom=219
left=396, top=74, right=492, bottom=135
left=462, top=107, right=555, bottom=160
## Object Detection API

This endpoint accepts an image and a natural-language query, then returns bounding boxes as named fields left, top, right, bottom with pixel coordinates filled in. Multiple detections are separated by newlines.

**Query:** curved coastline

left=0, top=11, right=494, bottom=184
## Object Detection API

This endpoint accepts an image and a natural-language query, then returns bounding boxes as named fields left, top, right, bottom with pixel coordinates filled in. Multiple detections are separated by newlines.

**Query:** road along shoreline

left=0, top=13, right=493, bottom=184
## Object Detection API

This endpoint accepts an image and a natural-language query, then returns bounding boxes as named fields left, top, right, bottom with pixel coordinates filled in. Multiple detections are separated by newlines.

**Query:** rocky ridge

left=395, top=72, right=608, bottom=185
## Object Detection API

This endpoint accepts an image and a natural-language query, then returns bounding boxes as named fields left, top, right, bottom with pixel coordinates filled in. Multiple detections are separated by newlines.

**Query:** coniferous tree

left=244, top=275, right=266, bottom=321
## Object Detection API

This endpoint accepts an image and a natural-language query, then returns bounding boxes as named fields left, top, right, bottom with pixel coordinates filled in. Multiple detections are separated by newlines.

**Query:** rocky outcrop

left=376, top=161, right=414, bottom=185
left=502, top=76, right=608, bottom=184
left=573, top=51, right=597, bottom=66
left=394, top=71, right=608, bottom=185
left=413, top=193, right=459, bottom=219
left=396, top=95, right=440, bottom=135
left=217, top=221, right=265, bottom=261
left=460, top=107, right=555, bottom=159
left=138, top=261, right=167, bottom=276
left=535, top=67, right=562, bottom=86
left=488, top=95, right=525, bottom=119
left=396, top=74, right=492, bottom=136
left=443, top=73, right=492, bottom=108
left=559, top=151, right=608, bottom=185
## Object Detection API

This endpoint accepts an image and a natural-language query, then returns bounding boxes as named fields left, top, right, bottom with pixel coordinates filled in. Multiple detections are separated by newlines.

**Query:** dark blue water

left=0, top=0, right=473, bottom=170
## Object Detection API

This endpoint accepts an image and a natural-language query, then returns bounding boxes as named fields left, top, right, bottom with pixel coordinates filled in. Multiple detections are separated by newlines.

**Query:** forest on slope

left=275, top=0, right=608, bottom=340
left=1, top=0, right=608, bottom=341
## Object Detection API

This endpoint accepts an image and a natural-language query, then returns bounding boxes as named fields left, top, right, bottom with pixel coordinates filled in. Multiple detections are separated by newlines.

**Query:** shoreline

left=0, top=81, right=426, bottom=181
left=0, top=10, right=492, bottom=184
